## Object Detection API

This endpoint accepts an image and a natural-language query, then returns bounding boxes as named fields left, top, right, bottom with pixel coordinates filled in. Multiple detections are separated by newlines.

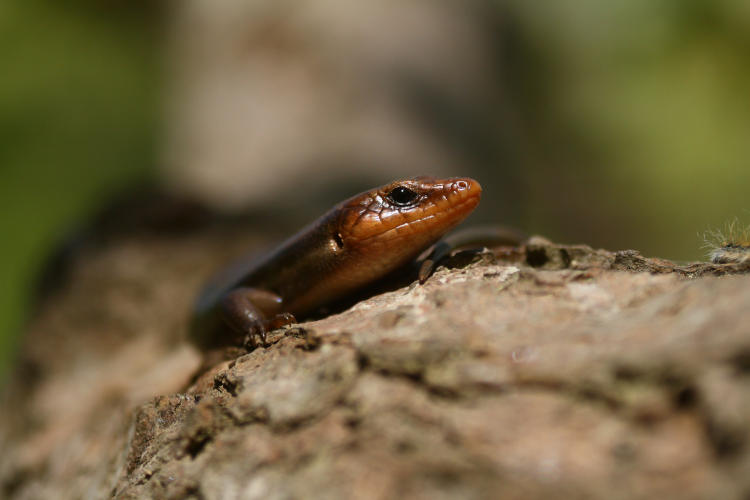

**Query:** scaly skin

left=190, top=176, right=482, bottom=349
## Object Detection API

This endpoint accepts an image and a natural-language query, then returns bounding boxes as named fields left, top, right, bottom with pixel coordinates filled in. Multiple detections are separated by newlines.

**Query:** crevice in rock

left=186, top=432, right=212, bottom=459
left=705, top=421, right=746, bottom=459
left=729, top=349, right=750, bottom=375
left=525, top=246, right=549, bottom=268
left=213, top=373, right=239, bottom=397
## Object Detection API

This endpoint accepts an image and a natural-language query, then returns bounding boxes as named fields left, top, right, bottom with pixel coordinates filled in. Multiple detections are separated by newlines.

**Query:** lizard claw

left=242, top=323, right=267, bottom=350
left=242, top=313, right=297, bottom=350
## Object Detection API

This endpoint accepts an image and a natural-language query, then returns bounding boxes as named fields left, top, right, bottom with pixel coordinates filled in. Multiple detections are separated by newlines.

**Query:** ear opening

left=334, top=232, right=344, bottom=249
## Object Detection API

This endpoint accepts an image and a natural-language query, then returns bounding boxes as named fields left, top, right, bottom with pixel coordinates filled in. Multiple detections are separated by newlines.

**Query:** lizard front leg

left=220, top=288, right=296, bottom=348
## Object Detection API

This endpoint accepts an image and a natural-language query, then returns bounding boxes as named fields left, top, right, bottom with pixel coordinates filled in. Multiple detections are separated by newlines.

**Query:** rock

left=2, top=228, right=750, bottom=499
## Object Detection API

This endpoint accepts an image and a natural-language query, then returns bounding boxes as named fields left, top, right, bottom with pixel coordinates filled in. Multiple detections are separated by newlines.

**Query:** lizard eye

left=386, top=186, right=419, bottom=206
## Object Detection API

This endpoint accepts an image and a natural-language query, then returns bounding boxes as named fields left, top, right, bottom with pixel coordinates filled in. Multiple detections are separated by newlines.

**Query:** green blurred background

left=0, top=1, right=161, bottom=378
left=1, top=0, right=748, bottom=379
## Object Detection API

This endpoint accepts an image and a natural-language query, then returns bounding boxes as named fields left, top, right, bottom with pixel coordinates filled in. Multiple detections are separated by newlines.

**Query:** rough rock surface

left=2, top=220, right=750, bottom=499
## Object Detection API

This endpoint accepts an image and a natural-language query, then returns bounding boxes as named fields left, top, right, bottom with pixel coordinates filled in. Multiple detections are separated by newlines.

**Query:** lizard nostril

left=455, top=180, right=468, bottom=190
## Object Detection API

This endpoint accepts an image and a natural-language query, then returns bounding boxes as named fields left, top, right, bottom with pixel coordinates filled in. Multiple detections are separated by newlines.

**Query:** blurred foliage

left=0, top=1, right=162, bottom=379
left=500, top=0, right=750, bottom=258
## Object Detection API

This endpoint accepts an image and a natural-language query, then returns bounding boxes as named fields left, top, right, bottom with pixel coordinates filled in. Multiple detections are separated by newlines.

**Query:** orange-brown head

left=331, top=176, right=482, bottom=272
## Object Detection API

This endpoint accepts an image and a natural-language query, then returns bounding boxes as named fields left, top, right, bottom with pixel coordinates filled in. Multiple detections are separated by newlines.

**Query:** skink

left=189, top=176, right=482, bottom=349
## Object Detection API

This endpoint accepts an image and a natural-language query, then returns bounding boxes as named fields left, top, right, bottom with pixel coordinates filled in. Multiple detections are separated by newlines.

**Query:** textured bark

left=2, top=222, right=750, bottom=499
